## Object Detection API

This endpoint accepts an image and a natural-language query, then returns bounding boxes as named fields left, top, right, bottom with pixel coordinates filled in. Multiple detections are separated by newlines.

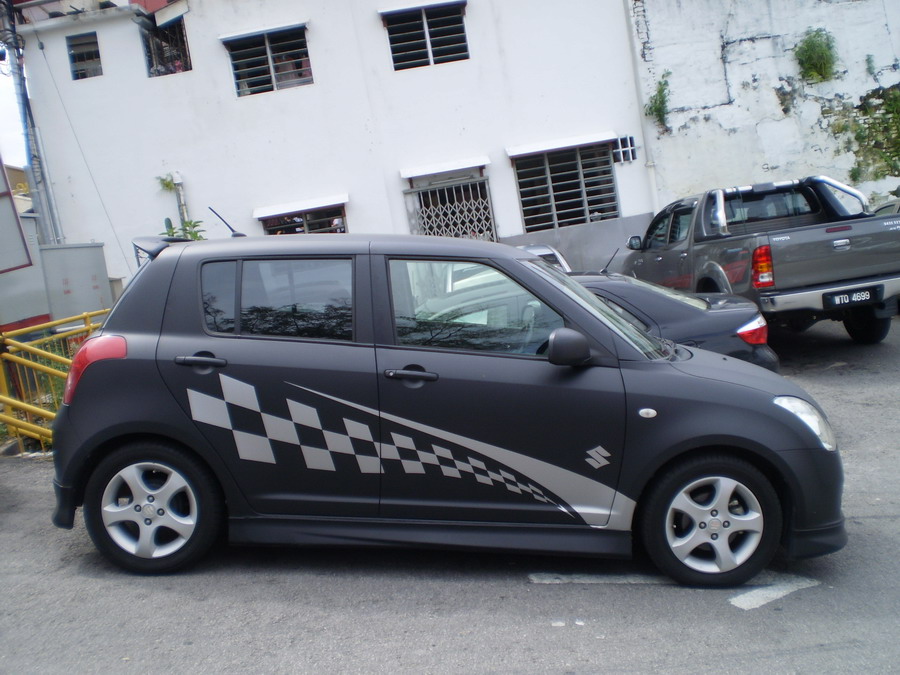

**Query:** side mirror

left=626, top=235, right=644, bottom=251
left=547, top=328, right=592, bottom=366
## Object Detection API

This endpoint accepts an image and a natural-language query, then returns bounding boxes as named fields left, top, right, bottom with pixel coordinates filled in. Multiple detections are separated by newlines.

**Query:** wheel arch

left=631, top=445, right=793, bottom=547
left=68, top=432, right=239, bottom=516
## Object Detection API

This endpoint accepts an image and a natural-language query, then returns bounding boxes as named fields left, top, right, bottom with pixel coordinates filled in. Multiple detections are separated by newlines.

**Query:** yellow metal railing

left=0, top=310, right=109, bottom=453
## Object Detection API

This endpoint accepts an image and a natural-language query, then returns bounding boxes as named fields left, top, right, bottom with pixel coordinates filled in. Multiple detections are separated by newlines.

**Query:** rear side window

left=201, top=259, right=353, bottom=341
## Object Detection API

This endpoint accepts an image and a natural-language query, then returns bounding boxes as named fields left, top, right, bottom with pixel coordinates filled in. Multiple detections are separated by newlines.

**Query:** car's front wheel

left=83, top=442, right=223, bottom=574
left=640, top=454, right=782, bottom=586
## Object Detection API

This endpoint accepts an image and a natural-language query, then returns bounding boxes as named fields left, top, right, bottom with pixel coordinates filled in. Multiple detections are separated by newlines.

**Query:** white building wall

left=18, top=0, right=654, bottom=280
left=631, top=0, right=900, bottom=208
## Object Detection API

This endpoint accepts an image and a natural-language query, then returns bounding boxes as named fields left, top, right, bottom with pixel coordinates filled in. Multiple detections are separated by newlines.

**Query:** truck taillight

left=737, top=315, right=768, bottom=345
left=752, top=245, right=775, bottom=288
left=63, top=335, right=127, bottom=405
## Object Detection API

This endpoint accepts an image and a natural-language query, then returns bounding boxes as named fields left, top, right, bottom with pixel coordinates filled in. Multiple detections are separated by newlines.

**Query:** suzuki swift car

left=52, top=235, right=846, bottom=586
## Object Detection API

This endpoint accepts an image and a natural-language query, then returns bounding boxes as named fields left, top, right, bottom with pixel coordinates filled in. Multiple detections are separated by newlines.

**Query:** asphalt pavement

left=1, top=317, right=898, bottom=673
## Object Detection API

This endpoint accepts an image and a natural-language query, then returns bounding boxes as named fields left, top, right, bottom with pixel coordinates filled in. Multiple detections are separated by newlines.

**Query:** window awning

left=219, top=21, right=308, bottom=42
left=399, top=155, right=490, bottom=179
left=155, top=0, right=188, bottom=28
left=253, top=194, right=349, bottom=220
left=378, top=0, right=466, bottom=16
left=505, top=131, right=618, bottom=158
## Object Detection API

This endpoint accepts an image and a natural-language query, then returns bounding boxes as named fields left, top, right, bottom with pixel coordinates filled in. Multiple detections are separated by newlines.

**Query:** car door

left=371, top=255, right=627, bottom=527
left=637, top=207, right=694, bottom=289
left=156, top=254, right=381, bottom=518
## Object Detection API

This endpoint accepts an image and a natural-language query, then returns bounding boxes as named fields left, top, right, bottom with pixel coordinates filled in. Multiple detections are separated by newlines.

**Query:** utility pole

left=0, top=0, right=64, bottom=245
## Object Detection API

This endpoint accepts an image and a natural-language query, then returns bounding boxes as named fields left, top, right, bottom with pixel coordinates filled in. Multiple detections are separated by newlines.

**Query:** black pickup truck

left=623, top=176, right=900, bottom=343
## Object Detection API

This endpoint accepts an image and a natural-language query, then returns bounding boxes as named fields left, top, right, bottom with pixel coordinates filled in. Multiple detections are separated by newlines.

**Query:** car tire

left=640, top=454, right=782, bottom=587
left=843, top=307, right=891, bottom=344
left=83, top=442, right=223, bottom=574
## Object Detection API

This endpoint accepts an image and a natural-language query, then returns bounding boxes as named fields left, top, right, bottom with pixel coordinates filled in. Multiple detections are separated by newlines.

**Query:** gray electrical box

left=40, top=243, right=113, bottom=320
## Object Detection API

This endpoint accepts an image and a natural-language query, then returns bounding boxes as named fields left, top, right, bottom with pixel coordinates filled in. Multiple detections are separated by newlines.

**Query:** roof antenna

left=208, top=206, right=247, bottom=237
left=600, top=248, right=619, bottom=274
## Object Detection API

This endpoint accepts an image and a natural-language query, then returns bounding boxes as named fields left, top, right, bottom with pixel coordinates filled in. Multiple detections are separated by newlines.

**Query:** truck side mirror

left=626, top=235, right=644, bottom=251
left=547, top=328, right=592, bottom=366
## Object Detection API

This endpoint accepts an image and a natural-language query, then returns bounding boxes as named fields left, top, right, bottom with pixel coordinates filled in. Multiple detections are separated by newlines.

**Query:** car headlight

left=774, top=396, right=837, bottom=451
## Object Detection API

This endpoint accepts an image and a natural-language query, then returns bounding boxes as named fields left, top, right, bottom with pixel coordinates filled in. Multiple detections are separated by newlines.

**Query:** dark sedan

left=575, top=273, right=779, bottom=371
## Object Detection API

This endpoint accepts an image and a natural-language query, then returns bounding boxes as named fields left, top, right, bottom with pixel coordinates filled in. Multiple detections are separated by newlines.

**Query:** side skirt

left=228, top=516, right=633, bottom=558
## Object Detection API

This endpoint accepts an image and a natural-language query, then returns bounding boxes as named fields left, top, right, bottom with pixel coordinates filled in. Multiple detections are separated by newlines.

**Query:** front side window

left=141, top=17, right=192, bottom=77
left=389, top=259, right=563, bottom=354
left=224, top=26, right=312, bottom=97
left=202, top=259, right=352, bottom=341
left=514, top=144, right=619, bottom=233
left=67, top=32, right=102, bottom=80
left=261, top=206, right=346, bottom=235
left=384, top=3, right=468, bottom=71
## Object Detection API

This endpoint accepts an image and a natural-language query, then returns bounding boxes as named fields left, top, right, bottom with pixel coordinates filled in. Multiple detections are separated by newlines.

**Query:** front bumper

left=785, top=517, right=847, bottom=559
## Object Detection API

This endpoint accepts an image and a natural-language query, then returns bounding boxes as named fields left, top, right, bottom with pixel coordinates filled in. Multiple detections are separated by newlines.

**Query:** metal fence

left=0, top=310, right=109, bottom=453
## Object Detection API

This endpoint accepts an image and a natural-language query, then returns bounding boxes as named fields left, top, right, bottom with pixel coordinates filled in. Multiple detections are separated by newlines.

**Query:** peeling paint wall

left=631, top=0, right=900, bottom=208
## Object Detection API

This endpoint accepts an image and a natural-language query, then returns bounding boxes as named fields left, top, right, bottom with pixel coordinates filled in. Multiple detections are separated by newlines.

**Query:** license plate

left=823, top=285, right=882, bottom=309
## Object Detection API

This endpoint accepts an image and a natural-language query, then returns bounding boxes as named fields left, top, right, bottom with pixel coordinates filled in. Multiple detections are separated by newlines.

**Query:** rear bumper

left=52, top=480, right=77, bottom=529
left=759, top=275, right=900, bottom=314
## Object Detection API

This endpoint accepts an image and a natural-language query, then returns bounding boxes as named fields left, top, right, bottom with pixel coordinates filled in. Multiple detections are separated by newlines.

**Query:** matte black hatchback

left=52, top=235, right=846, bottom=586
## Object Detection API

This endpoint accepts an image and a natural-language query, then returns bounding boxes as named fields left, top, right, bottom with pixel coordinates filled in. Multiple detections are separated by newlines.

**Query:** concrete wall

left=630, top=0, right=900, bottom=209
left=18, top=0, right=655, bottom=280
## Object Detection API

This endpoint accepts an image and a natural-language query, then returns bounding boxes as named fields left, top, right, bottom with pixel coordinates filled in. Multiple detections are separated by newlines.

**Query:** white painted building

left=13, top=0, right=656, bottom=280
left=10, top=0, right=900, bottom=284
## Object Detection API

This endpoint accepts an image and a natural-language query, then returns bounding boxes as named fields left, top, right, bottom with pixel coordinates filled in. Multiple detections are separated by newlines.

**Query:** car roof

left=143, top=234, right=537, bottom=263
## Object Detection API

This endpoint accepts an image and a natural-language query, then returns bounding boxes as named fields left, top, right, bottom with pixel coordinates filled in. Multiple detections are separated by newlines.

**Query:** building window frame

left=382, top=2, right=468, bottom=71
left=140, top=16, right=192, bottom=77
left=404, top=169, right=496, bottom=241
left=513, top=143, right=620, bottom=233
left=260, top=205, right=346, bottom=235
left=223, top=25, right=313, bottom=97
left=67, top=32, right=103, bottom=80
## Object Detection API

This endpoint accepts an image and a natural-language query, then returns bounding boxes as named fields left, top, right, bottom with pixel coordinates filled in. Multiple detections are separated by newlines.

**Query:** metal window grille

left=141, top=17, right=192, bottom=77
left=407, top=178, right=496, bottom=240
left=514, top=144, right=619, bottom=233
left=385, top=4, right=468, bottom=71
left=225, top=27, right=312, bottom=97
left=612, top=136, right=637, bottom=163
left=261, top=206, right=346, bottom=235
left=67, top=32, right=102, bottom=80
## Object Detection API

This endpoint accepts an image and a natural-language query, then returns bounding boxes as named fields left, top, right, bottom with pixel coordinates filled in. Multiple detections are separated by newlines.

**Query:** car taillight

left=752, top=245, right=775, bottom=288
left=63, top=335, right=127, bottom=404
left=737, top=315, right=768, bottom=345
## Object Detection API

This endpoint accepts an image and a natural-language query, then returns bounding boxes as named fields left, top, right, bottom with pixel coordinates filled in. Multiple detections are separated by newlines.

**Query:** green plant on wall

left=795, top=28, right=837, bottom=82
left=156, top=173, right=177, bottom=192
left=160, top=216, right=205, bottom=240
left=830, top=83, right=900, bottom=183
left=645, top=70, right=671, bottom=131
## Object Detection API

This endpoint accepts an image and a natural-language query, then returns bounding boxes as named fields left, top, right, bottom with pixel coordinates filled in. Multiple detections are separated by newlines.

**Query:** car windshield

left=609, top=273, right=708, bottom=310
left=525, top=260, right=669, bottom=359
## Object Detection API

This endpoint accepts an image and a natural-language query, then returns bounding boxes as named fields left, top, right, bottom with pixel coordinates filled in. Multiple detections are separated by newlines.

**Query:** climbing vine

left=830, top=83, right=900, bottom=182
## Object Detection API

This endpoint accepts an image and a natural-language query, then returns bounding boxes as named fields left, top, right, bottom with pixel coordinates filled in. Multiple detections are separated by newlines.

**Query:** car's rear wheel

left=843, top=307, right=891, bottom=344
left=640, top=454, right=782, bottom=586
left=83, top=442, right=223, bottom=574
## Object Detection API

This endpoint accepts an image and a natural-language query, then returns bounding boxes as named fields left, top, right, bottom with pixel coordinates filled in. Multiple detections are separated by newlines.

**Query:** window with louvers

left=514, top=144, right=620, bottom=233
left=67, top=33, right=103, bottom=80
left=224, top=27, right=312, bottom=97
left=385, top=4, right=468, bottom=71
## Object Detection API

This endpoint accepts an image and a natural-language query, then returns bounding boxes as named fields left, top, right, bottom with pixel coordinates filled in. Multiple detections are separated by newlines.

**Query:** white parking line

left=528, top=570, right=820, bottom=610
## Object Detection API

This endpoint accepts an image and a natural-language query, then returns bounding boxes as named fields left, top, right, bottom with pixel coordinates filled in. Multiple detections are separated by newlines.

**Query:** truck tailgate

left=769, top=215, right=900, bottom=290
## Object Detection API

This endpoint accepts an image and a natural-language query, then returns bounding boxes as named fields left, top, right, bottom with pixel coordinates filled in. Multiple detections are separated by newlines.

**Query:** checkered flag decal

left=187, top=374, right=559, bottom=508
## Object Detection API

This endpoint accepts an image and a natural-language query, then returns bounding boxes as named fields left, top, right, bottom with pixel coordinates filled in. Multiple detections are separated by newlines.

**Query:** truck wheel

left=83, top=442, right=223, bottom=574
left=640, top=454, right=782, bottom=587
left=843, top=307, right=891, bottom=344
